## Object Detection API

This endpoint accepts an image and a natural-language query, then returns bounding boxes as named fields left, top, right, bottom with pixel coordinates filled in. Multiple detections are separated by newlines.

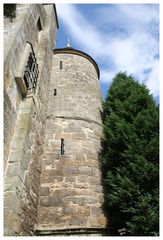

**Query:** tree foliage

left=4, top=4, right=16, bottom=21
left=101, top=72, right=159, bottom=236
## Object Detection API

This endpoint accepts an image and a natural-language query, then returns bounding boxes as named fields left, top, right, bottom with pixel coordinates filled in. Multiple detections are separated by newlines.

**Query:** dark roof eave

left=53, top=4, right=59, bottom=29
left=53, top=48, right=100, bottom=79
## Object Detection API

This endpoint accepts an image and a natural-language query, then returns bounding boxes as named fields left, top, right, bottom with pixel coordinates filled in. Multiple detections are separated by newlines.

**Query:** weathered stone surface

left=4, top=208, right=22, bottom=234
left=70, top=216, right=88, bottom=226
left=65, top=196, right=84, bottom=205
left=4, top=4, right=58, bottom=236
left=40, top=187, right=50, bottom=196
left=77, top=206, right=90, bottom=216
left=63, top=166, right=79, bottom=175
left=77, top=175, right=88, bottom=183
left=83, top=196, right=97, bottom=204
left=50, top=197, right=65, bottom=207
left=6, top=162, right=20, bottom=177
left=40, top=174, right=63, bottom=183
left=92, top=167, right=101, bottom=177
left=4, top=7, right=107, bottom=234
left=91, top=185, right=103, bottom=193
left=36, top=49, right=107, bottom=233
left=79, top=166, right=92, bottom=175
left=91, top=205, right=104, bottom=217
left=36, top=207, right=68, bottom=225
left=87, top=176, right=101, bottom=185
left=89, top=216, right=107, bottom=227
left=53, top=188, right=77, bottom=198
left=40, top=196, right=50, bottom=207
left=42, top=169, right=63, bottom=177
left=64, top=176, right=76, bottom=182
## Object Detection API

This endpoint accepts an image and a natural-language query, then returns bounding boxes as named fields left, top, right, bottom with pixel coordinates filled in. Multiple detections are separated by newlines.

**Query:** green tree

left=101, top=72, right=159, bottom=236
left=4, top=4, right=16, bottom=21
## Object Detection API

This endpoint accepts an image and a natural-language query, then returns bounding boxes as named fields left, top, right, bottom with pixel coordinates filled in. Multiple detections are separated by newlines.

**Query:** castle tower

left=36, top=45, right=107, bottom=235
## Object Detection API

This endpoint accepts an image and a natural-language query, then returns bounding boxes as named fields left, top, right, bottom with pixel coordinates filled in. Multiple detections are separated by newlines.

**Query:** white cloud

left=100, top=69, right=115, bottom=84
left=56, top=4, right=159, bottom=99
left=146, top=60, right=159, bottom=97
left=118, top=4, right=159, bottom=26
left=56, top=4, right=103, bottom=56
left=107, top=31, right=159, bottom=77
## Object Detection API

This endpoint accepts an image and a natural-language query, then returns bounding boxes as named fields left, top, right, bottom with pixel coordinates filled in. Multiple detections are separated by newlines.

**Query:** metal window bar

left=23, top=73, right=29, bottom=89
left=24, top=70, right=31, bottom=88
left=23, top=42, right=39, bottom=95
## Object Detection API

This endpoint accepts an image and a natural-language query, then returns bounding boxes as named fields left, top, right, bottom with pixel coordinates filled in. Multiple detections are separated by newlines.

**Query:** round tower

left=36, top=45, right=107, bottom=235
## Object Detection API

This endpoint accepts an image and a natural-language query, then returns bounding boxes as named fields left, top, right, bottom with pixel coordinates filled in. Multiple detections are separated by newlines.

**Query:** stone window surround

left=15, top=41, right=39, bottom=98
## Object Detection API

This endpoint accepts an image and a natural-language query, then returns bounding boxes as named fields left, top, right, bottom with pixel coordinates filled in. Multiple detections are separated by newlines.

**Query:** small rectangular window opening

left=61, top=138, right=65, bottom=155
left=54, top=89, right=57, bottom=96
left=60, top=61, right=63, bottom=70
left=37, top=17, right=42, bottom=31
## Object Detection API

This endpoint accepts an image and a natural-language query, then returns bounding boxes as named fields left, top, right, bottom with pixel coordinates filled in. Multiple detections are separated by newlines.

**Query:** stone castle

left=4, top=4, right=108, bottom=236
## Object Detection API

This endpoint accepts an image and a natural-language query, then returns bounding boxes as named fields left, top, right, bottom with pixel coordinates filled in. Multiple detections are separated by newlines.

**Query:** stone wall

left=36, top=52, right=107, bottom=234
left=4, top=4, right=46, bottom=171
left=4, top=4, right=58, bottom=236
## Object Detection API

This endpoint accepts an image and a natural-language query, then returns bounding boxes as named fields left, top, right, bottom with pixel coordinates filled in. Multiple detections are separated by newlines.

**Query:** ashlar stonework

left=4, top=4, right=58, bottom=236
left=4, top=4, right=108, bottom=236
left=36, top=49, right=107, bottom=235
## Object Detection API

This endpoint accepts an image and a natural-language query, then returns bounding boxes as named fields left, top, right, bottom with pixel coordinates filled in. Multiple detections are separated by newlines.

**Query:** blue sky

left=56, top=4, right=159, bottom=101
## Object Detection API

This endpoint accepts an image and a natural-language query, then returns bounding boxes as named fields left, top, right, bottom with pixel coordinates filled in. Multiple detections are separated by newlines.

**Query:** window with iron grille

left=15, top=42, right=39, bottom=98
left=23, top=50, right=39, bottom=94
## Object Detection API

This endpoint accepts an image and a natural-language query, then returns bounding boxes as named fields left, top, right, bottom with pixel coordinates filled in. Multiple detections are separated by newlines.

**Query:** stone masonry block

left=63, top=166, right=79, bottom=175
left=6, top=162, right=20, bottom=177
left=40, top=187, right=50, bottom=196
left=49, top=196, right=64, bottom=207
left=91, top=185, right=103, bottom=193
left=83, top=196, right=97, bottom=204
left=52, top=188, right=76, bottom=198
left=40, top=196, right=50, bottom=207
left=65, top=196, right=84, bottom=205
left=64, top=176, right=76, bottom=182
left=8, top=149, right=25, bottom=163
left=79, top=166, right=92, bottom=176
left=70, top=215, right=88, bottom=226
left=4, top=208, right=21, bottom=234
left=40, top=175, right=63, bottom=183
left=91, top=205, right=104, bottom=217
left=89, top=216, right=107, bottom=227
left=77, top=205, right=90, bottom=216
left=77, top=175, right=88, bottom=183
left=87, top=176, right=101, bottom=185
